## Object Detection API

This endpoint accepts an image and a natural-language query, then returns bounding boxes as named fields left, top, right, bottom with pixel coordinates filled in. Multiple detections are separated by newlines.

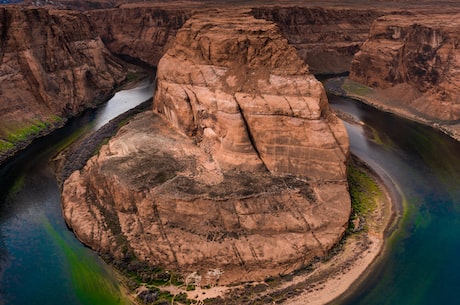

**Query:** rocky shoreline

left=53, top=98, right=152, bottom=186
left=325, top=77, right=460, bottom=143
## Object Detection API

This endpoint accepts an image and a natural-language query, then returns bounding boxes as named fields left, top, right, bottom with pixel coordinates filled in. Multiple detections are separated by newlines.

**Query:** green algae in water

left=43, top=220, right=132, bottom=305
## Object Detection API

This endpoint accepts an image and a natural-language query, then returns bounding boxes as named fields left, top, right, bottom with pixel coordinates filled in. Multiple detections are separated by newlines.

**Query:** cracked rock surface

left=62, top=9, right=350, bottom=285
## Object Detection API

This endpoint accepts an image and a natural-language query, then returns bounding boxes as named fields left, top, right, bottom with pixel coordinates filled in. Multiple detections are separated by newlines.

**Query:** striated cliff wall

left=62, top=9, right=350, bottom=285
left=0, top=3, right=388, bottom=164
left=251, top=7, right=382, bottom=74
left=154, top=9, right=349, bottom=180
left=0, top=7, right=126, bottom=161
left=87, top=7, right=190, bottom=67
left=350, top=14, right=460, bottom=121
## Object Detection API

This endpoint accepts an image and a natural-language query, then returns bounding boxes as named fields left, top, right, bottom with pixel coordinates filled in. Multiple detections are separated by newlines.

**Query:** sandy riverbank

left=276, top=156, right=399, bottom=305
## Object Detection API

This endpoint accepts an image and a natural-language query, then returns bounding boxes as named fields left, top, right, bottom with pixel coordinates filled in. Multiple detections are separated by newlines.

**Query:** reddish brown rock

left=251, top=7, right=383, bottom=74
left=87, top=7, right=190, bottom=67
left=350, top=14, right=460, bottom=121
left=154, top=9, right=349, bottom=180
left=0, top=7, right=126, bottom=160
left=62, top=9, right=350, bottom=285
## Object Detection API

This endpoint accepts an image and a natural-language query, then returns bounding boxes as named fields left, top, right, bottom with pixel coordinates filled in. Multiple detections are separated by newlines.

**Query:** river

left=1, top=81, right=460, bottom=304
left=329, top=95, right=460, bottom=305
left=0, top=79, right=153, bottom=305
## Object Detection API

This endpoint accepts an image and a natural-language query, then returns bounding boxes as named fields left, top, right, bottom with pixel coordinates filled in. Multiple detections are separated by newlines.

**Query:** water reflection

left=329, top=95, right=460, bottom=305
left=0, top=80, right=153, bottom=305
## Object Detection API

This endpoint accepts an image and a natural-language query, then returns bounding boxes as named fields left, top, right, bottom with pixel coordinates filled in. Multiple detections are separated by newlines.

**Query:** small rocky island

left=62, top=9, right=350, bottom=286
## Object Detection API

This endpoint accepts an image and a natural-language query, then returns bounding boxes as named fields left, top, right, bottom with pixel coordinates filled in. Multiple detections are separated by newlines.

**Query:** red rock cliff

left=350, top=14, right=460, bottom=121
left=87, top=6, right=190, bottom=66
left=0, top=7, right=126, bottom=160
left=251, top=7, right=382, bottom=74
left=62, top=9, right=350, bottom=285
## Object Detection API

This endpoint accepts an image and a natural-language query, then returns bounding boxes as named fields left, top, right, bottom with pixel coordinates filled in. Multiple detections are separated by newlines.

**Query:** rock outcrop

left=0, top=7, right=126, bottom=161
left=154, top=9, right=349, bottom=179
left=350, top=14, right=460, bottom=121
left=62, top=10, right=350, bottom=285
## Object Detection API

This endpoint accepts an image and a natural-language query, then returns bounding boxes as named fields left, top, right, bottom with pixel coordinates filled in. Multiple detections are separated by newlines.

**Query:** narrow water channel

left=0, top=79, right=153, bottom=305
left=329, top=95, right=460, bottom=305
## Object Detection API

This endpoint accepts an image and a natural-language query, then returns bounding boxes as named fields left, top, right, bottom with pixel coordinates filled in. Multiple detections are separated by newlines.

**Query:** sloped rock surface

left=62, top=112, right=350, bottom=284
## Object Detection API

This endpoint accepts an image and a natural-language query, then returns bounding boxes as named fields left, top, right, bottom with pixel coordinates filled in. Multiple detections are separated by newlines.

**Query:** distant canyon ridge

left=2, top=0, right=460, bottom=285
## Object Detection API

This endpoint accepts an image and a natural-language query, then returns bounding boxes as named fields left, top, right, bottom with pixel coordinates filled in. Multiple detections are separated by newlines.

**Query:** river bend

left=1, top=82, right=460, bottom=304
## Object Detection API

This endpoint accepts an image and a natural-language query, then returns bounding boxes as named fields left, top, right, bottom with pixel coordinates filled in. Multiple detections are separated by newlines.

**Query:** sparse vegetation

left=0, top=117, right=63, bottom=157
left=5, top=120, right=51, bottom=143
left=0, top=139, right=14, bottom=152
left=342, top=79, right=374, bottom=96
left=347, top=157, right=381, bottom=232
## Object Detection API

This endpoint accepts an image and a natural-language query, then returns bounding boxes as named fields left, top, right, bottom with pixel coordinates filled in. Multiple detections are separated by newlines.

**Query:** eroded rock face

left=0, top=7, right=126, bottom=157
left=251, top=7, right=382, bottom=74
left=350, top=14, right=460, bottom=121
left=62, top=10, right=350, bottom=285
left=154, top=9, right=349, bottom=180
left=87, top=7, right=190, bottom=67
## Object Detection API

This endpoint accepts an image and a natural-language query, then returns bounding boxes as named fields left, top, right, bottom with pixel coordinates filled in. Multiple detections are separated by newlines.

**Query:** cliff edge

left=350, top=14, right=460, bottom=122
left=0, top=7, right=126, bottom=162
left=62, top=9, right=350, bottom=285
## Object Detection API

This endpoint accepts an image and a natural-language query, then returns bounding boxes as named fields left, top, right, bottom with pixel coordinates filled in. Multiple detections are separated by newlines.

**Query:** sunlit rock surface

left=62, top=9, right=350, bottom=285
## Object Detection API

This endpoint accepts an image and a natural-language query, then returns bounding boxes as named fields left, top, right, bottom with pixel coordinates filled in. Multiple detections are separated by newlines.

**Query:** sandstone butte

left=61, top=9, right=351, bottom=285
left=350, top=14, right=460, bottom=127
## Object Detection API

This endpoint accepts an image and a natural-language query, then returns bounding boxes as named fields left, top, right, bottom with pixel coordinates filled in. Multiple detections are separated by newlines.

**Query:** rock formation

left=62, top=9, right=350, bottom=285
left=0, top=2, right=406, bottom=164
left=0, top=7, right=126, bottom=161
left=87, top=6, right=190, bottom=67
left=251, top=7, right=382, bottom=74
left=350, top=14, right=460, bottom=121
left=154, top=9, right=349, bottom=179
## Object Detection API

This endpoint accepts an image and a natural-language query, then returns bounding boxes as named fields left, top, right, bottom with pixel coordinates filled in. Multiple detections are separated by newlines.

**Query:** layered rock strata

left=350, top=14, right=460, bottom=121
left=87, top=7, right=190, bottom=67
left=62, top=10, right=350, bottom=285
left=154, top=10, right=350, bottom=180
left=0, top=7, right=126, bottom=160
left=251, top=7, right=383, bottom=74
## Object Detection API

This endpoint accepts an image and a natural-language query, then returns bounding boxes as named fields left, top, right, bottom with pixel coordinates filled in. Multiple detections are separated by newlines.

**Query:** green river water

left=1, top=82, right=460, bottom=305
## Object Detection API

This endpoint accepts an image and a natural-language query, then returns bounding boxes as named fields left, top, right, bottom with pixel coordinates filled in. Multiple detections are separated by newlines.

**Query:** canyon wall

left=0, top=3, right=387, bottom=164
left=62, top=9, right=351, bottom=285
left=350, top=14, right=460, bottom=121
left=251, top=7, right=382, bottom=74
left=87, top=5, right=380, bottom=73
left=0, top=7, right=126, bottom=161
left=87, top=7, right=190, bottom=67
